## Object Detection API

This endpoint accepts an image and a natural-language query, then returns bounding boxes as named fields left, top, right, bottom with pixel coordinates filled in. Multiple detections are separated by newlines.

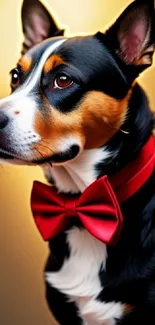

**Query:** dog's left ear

left=105, top=0, right=155, bottom=71
left=21, top=0, right=64, bottom=55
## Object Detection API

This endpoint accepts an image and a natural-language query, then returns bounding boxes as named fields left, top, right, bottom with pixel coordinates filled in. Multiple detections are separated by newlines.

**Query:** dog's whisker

left=103, top=121, right=130, bottom=135
left=34, top=147, right=46, bottom=160
left=36, top=143, right=55, bottom=155
left=34, top=147, right=53, bottom=168
left=41, top=138, right=53, bottom=146
left=38, top=143, right=54, bottom=168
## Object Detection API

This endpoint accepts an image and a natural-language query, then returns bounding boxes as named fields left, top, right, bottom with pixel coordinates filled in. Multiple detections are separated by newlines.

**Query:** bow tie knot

left=65, top=197, right=77, bottom=217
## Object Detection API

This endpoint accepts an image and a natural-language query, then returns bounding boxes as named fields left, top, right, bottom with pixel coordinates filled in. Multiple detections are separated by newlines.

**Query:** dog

left=0, top=0, right=155, bottom=324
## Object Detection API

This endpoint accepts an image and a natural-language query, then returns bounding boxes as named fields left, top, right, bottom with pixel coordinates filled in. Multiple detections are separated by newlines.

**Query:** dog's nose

left=0, top=113, right=9, bottom=129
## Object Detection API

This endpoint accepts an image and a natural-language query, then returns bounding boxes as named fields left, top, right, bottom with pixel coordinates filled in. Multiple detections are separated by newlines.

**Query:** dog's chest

left=44, top=150, right=124, bottom=324
left=46, top=228, right=124, bottom=325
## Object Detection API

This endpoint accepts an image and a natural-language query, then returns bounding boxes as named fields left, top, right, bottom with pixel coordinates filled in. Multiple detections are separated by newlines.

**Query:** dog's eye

left=10, top=68, right=20, bottom=89
left=54, top=75, right=73, bottom=89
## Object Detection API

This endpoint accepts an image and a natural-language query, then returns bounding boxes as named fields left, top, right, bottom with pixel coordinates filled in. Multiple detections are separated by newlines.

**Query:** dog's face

left=0, top=0, right=154, bottom=165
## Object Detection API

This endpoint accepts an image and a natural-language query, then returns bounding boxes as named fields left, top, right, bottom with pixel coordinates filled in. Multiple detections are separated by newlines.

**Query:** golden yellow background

left=0, top=1, right=154, bottom=324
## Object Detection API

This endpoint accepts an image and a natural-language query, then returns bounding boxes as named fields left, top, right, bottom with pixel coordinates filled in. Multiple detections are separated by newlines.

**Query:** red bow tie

left=31, top=136, right=155, bottom=245
left=31, top=176, right=123, bottom=245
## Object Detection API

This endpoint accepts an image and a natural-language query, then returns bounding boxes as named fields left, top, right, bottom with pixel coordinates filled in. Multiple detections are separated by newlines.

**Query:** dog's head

left=0, top=0, right=154, bottom=165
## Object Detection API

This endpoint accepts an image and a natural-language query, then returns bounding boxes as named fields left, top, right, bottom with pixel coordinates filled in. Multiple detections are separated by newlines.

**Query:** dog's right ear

left=21, top=0, right=65, bottom=55
left=105, top=0, right=155, bottom=74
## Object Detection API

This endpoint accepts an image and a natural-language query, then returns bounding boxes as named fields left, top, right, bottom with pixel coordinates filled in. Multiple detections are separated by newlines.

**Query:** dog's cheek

left=33, top=108, right=85, bottom=156
left=77, top=90, right=132, bottom=149
left=32, top=89, right=131, bottom=154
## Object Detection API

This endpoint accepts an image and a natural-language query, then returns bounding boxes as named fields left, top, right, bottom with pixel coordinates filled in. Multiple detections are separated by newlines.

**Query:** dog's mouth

left=0, top=144, right=80, bottom=165
left=32, top=145, right=80, bottom=165
left=0, top=151, right=14, bottom=160
left=0, top=148, right=31, bottom=165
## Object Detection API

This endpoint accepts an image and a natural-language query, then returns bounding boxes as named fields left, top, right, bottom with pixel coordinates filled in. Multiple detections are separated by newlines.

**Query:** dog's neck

left=43, top=147, right=112, bottom=193
left=43, top=84, right=154, bottom=194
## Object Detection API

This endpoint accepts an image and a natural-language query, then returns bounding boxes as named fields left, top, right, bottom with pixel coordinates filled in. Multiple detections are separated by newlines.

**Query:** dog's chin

left=0, top=144, right=80, bottom=166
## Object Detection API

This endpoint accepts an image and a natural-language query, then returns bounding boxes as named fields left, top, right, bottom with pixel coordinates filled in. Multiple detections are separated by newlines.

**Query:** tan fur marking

left=44, top=55, right=65, bottom=74
left=124, top=304, right=134, bottom=315
left=18, top=56, right=32, bottom=72
left=79, top=90, right=131, bottom=148
left=33, top=90, right=132, bottom=160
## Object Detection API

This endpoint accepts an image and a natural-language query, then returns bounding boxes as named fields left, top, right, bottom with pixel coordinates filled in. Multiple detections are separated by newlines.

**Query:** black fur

left=45, top=285, right=83, bottom=325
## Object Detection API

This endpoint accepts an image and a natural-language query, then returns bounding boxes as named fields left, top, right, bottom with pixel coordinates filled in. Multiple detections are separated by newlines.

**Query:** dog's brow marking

left=23, top=39, right=67, bottom=93
left=0, top=39, right=67, bottom=105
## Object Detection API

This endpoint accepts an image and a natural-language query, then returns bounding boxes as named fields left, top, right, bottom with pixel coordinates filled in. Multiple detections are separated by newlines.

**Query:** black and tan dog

left=0, top=0, right=155, bottom=324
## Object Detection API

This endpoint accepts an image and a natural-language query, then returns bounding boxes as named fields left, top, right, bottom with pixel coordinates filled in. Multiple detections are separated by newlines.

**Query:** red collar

left=110, top=135, right=155, bottom=203
left=31, top=136, right=155, bottom=245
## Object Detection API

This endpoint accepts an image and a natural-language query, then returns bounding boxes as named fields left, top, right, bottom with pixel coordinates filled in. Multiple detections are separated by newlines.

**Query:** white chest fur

left=46, top=228, right=124, bottom=325
left=44, top=148, right=124, bottom=324
left=43, top=147, right=111, bottom=193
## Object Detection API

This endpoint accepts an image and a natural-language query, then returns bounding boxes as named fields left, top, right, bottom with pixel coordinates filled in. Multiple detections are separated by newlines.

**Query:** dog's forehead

left=29, top=35, right=125, bottom=80
left=23, top=36, right=95, bottom=69
left=28, top=37, right=66, bottom=61
left=18, top=36, right=102, bottom=83
left=19, top=37, right=65, bottom=73
left=24, top=35, right=117, bottom=79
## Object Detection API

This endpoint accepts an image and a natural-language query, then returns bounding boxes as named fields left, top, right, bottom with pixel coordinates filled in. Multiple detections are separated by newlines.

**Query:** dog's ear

left=105, top=0, right=155, bottom=71
left=21, top=0, right=64, bottom=55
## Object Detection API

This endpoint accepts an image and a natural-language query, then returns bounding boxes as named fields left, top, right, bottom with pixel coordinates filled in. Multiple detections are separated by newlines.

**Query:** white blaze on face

left=0, top=39, right=67, bottom=160
left=0, top=39, right=67, bottom=105
left=7, top=97, right=36, bottom=131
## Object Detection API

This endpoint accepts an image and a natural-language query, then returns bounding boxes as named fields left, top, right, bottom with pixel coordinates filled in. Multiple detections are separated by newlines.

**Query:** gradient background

left=0, top=1, right=155, bottom=324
